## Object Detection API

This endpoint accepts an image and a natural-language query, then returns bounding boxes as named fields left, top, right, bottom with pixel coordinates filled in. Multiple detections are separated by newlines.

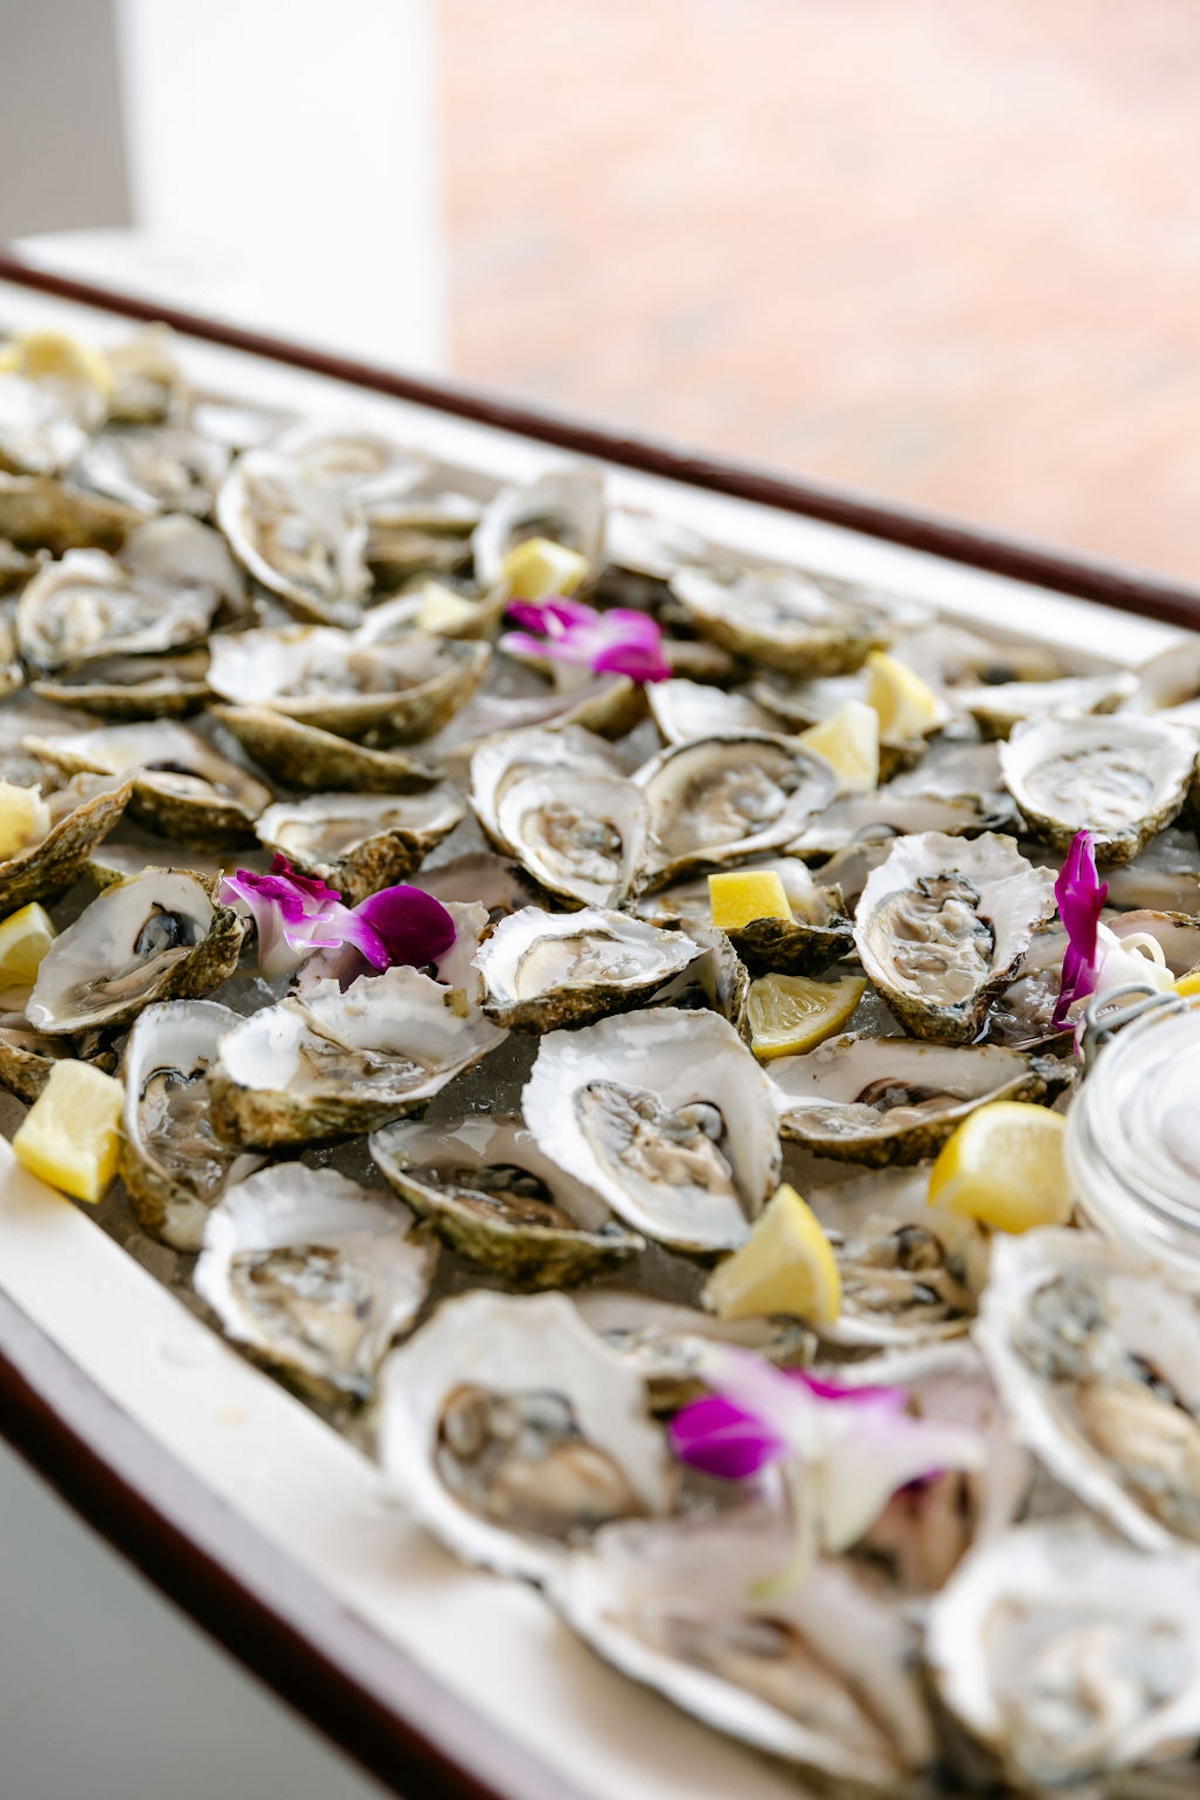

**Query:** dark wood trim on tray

left=3, top=248, right=1200, bottom=636
left=0, top=248, right=1196, bottom=1800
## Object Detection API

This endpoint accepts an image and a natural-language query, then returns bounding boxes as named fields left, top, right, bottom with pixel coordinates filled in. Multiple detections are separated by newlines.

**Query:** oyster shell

left=104, top=327, right=188, bottom=426
left=927, top=1519, right=1200, bottom=1789
left=471, top=468, right=606, bottom=589
left=1000, top=715, right=1197, bottom=864
left=376, top=1288, right=672, bottom=1580
left=473, top=905, right=699, bottom=1031
left=550, top=1510, right=934, bottom=1787
left=408, top=851, right=541, bottom=921
left=646, top=677, right=779, bottom=746
left=0, top=472, right=143, bottom=556
left=768, top=1033, right=1051, bottom=1165
left=216, top=448, right=370, bottom=626
left=976, top=1229, right=1200, bottom=1553
left=32, top=650, right=211, bottom=720
left=252, top=788, right=464, bottom=902
left=194, top=1163, right=436, bottom=1399
left=670, top=564, right=896, bottom=675
left=634, top=732, right=837, bottom=888
left=270, top=423, right=428, bottom=507
left=0, top=1017, right=114, bottom=1104
left=803, top=1167, right=991, bottom=1347
left=72, top=425, right=229, bottom=517
left=119, top=999, right=262, bottom=1249
left=955, top=668, right=1139, bottom=739
left=635, top=855, right=852, bottom=976
left=854, top=831, right=1056, bottom=1042
left=788, top=790, right=998, bottom=859
left=0, top=772, right=132, bottom=913
left=370, top=1113, right=644, bottom=1286
left=208, top=703, right=434, bottom=794
left=25, top=721, right=272, bottom=848
left=26, top=868, right=245, bottom=1033
left=205, top=624, right=488, bottom=745
left=492, top=764, right=649, bottom=910
left=523, top=1007, right=780, bottom=1252
left=208, top=966, right=507, bottom=1148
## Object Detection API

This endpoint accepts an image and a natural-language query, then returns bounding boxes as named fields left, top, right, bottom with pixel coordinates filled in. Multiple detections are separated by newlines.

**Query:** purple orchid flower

left=221, top=857, right=455, bottom=984
left=500, top=595, right=671, bottom=684
left=669, top=1347, right=982, bottom=1579
left=1053, top=830, right=1173, bottom=1032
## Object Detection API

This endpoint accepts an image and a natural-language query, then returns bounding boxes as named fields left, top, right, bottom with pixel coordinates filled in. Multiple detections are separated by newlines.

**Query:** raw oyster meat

left=208, top=965, right=507, bottom=1148
left=72, top=424, right=229, bottom=517
left=550, top=1510, right=934, bottom=1787
left=253, top=788, right=464, bottom=902
left=119, top=999, right=261, bottom=1249
left=376, top=1289, right=672, bottom=1580
left=195, top=1163, right=436, bottom=1398
left=370, top=1114, right=644, bottom=1286
left=26, top=868, right=245, bottom=1033
left=803, top=1167, right=991, bottom=1347
left=977, top=1229, right=1200, bottom=1553
left=768, top=1033, right=1051, bottom=1165
left=928, top=1519, right=1200, bottom=1789
left=473, top=905, right=699, bottom=1031
left=634, top=732, right=837, bottom=887
left=523, top=1007, right=780, bottom=1252
left=1000, top=714, right=1197, bottom=864
left=854, top=831, right=1056, bottom=1042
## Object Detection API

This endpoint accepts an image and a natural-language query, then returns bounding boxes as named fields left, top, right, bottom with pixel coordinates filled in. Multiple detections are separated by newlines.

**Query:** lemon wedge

left=13, top=1059, right=125, bottom=1204
left=1176, top=965, right=1200, bottom=998
left=0, top=902, right=56, bottom=989
left=865, top=650, right=945, bottom=745
left=928, top=1100, right=1070, bottom=1233
left=0, top=783, right=51, bottom=859
left=796, top=699, right=880, bottom=794
left=416, top=586, right=480, bottom=635
left=745, top=971, right=867, bottom=1060
left=502, top=536, right=589, bottom=600
left=703, top=1183, right=842, bottom=1324
left=708, top=869, right=793, bottom=932
left=0, top=328, right=114, bottom=400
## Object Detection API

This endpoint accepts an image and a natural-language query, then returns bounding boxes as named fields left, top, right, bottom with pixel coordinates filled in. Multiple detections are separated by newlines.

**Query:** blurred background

left=3, top=0, right=1199, bottom=581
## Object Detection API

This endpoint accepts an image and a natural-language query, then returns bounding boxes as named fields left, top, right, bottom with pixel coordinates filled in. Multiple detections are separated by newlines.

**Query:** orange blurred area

left=443, top=0, right=1200, bottom=580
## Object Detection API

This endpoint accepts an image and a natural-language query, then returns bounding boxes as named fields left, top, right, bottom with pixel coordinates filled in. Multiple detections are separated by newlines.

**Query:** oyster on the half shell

left=370, top=1114, right=644, bottom=1286
left=473, top=905, right=699, bottom=1032
left=376, top=1289, right=672, bottom=1581
left=253, top=788, right=464, bottom=903
left=854, top=831, right=1056, bottom=1042
left=523, top=1007, right=780, bottom=1252
left=768, top=1033, right=1051, bottom=1165
left=208, top=966, right=507, bottom=1148
left=119, top=999, right=261, bottom=1249
left=1000, top=714, right=1197, bottom=864
left=26, top=868, right=245, bottom=1033
left=635, top=732, right=837, bottom=889
left=195, top=1163, right=436, bottom=1399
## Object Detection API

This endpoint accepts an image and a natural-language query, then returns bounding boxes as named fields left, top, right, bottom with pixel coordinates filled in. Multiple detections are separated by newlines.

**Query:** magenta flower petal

left=792, top=1371, right=907, bottom=1410
left=354, top=885, right=457, bottom=967
left=668, top=1394, right=787, bottom=1481
left=501, top=595, right=670, bottom=684
left=1052, top=830, right=1108, bottom=1027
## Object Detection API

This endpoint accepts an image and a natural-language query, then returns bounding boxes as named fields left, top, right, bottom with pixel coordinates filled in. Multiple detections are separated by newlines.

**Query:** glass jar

left=1066, top=991, right=1200, bottom=1281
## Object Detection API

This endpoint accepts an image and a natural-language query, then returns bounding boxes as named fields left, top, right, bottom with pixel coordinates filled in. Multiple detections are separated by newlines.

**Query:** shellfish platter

left=3, top=270, right=1200, bottom=1800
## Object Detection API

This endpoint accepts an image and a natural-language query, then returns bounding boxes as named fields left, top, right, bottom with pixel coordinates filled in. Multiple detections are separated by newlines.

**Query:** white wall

left=0, top=1437, right=387, bottom=1800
